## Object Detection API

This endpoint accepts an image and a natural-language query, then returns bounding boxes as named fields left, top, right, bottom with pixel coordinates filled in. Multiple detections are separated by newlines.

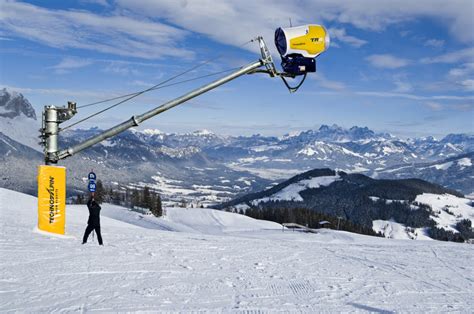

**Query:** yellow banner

left=37, top=165, right=66, bottom=234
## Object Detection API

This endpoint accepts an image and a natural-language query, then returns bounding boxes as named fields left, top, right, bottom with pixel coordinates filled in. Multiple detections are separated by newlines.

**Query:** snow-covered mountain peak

left=192, top=129, right=215, bottom=136
left=141, top=128, right=165, bottom=136
left=278, top=130, right=303, bottom=141
left=0, top=88, right=40, bottom=151
left=0, top=88, right=36, bottom=120
left=318, top=124, right=342, bottom=132
left=296, top=124, right=389, bottom=143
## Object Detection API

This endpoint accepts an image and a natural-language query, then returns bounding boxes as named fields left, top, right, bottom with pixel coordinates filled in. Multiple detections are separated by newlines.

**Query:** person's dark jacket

left=87, top=199, right=101, bottom=227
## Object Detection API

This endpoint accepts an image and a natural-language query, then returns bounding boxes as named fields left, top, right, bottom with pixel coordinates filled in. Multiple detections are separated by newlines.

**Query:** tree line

left=242, top=206, right=381, bottom=237
left=73, top=180, right=163, bottom=217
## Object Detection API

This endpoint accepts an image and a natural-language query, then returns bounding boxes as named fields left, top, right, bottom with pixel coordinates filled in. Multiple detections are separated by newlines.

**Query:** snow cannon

left=274, top=24, right=330, bottom=76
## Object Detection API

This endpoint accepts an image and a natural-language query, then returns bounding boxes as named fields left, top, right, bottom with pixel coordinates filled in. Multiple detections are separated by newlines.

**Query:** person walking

left=82, top=195, right=103, bottom=245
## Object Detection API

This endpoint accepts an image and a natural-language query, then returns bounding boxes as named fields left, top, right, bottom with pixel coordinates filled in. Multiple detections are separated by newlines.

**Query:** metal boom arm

left=54, top=60, right=263, bottom=162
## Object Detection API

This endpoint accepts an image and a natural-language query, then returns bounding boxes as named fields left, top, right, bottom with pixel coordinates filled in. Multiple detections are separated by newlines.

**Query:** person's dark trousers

left=82, top=225, right=103, bottom=245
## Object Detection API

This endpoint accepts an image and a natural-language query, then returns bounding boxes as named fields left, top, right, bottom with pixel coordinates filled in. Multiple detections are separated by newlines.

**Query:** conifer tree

left=150, top=194, right=163, bottom=217
left=142, top=186, right=151, bottom=209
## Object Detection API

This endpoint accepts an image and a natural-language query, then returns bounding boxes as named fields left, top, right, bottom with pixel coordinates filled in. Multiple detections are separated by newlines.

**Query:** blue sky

left=0, top=0, right=473, bottom=138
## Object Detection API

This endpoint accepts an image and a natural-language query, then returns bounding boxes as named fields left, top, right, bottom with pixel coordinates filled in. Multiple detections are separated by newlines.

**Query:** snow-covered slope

left=372, top=152, right=474, bottom=196
left=372, top=220, right=433, bottom=240
left=1, top=188, right=473, bottom=312
left=415, top=193, right=474, bottom=232
left=224, top=168, right=473, bottom=241
left=98, top=204, right=282, bottom=235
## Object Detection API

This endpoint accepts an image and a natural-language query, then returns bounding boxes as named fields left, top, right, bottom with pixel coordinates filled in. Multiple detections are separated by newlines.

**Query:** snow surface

left=415, top=193, right=474, bottom=233
left=431, top=161, right=453, bottom=170
left=458, top=157, right=472, bottom=167
left=254, top=175, right=341, bottom=203
left=1, top=188, right=473, bottom=312
left=370, top=193, right=474, bottom=238
left=372, top=220, right=432, bottom=240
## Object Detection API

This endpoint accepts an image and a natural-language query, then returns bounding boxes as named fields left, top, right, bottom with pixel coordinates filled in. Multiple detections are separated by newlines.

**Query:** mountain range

left=0, top=88, right=473, bottom=205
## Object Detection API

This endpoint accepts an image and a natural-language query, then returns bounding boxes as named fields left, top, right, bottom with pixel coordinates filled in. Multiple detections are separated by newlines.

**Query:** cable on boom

left=61, top=66, right=244, bottom=131
left=77, top=40, right=253, bottom=110
left=60, top=40, right=253, bottom=131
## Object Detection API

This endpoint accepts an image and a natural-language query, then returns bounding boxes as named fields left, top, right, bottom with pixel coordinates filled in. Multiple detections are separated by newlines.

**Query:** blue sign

left=88, top=172, right=96, bottom=181
left=88, top=182, right=96, bottom=192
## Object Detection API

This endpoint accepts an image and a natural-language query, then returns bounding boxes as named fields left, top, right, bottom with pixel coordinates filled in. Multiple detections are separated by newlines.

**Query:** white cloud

left=447, top=62, right=474, bottom=91
left=392, top=73, right=413, bottom=93
left=451, top=103, right=474, bottom=111
left=0, top=84, right=115, bottom=99
left=51, top=57, right=93, bottom=74
left=313, top=73, right=346, bottom=91
left=80, top=0, right=109, bottom=6
left=328, top=28, right=367, bottom=48
left=116, top=0, right=474, bottom=46
left=2, top=1, right=472, bottom=64
left=460, top=79, right=474, bottom=91
left=102, top=62, right=141, bottom=76
left=366, top=54, right=411, bottom=69
left=424, top=101, right=443, bottom=111
left=448, top=62, right=474, bottom=77
left=394, top=80, right=412, bottom=93
left=356, top=91, right=473, bottom=101
left=0, top=0, right=192, bottom=60
left=424, top=39, right=445, bottom=48
left=421, top=47, right=474, bottom=64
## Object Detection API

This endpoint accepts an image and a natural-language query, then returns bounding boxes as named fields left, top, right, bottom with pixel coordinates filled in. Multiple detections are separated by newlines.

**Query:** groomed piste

left=0, top=188, right=473, bottom=312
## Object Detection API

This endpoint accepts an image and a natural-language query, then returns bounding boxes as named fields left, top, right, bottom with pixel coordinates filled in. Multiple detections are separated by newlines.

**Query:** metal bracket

left=252, top=36, right=277, bottom=77
left=249, top=36, right=305, bottom=93
left=41, top=101, right=77, bottom=164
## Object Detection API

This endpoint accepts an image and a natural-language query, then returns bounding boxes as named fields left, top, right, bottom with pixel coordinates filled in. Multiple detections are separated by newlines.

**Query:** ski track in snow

left=1, top=188, right=473, bottom=312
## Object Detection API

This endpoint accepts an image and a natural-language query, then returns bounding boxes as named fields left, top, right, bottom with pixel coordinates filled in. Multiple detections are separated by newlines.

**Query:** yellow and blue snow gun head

left=275, top=24, right=330, bottom=76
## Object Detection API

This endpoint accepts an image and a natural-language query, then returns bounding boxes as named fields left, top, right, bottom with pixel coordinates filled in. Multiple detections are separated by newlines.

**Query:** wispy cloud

left=51, top=57, right=93, bottom=74
left=328, top=28, right=367, bottom=48
left=460, top=79, right=474, bottom=91
left=116, top=0, right=474, bottom=45
left=421, top=47, right=474, bottom=64
left=0, top=0, right=192, bottom=60
left=452, top=103, right=474, bottom=111
left=79, top=0, right=109, bottom=7
left=366, top=54, right=411, bottom=69
left=313, top=73, right=346, bottom=91
left=424, top=101, right=443, bottom=111
left=393, top=81, right=412, bottom=93
left=356, top=91, right=473, bottom=101
left=424, top=39, right=445, bottom=48
left=102, top=62, right=141, bottom=76
left=446, top=62, right=474, bottom=91
left=0, top=84, right=116, bottom=99
left=392, top=74, right=413, bottom=92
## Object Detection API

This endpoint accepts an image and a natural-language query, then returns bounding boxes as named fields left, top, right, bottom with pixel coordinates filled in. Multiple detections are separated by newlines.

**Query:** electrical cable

left=76, top=40, right=253, bottom=110
left=77, top=67, right=242, bottom=109
left=60, top=66, right=243, bottom=131
left=280, top=73, right=307, bottom=93
left=61, top=39, right=253, bottom=130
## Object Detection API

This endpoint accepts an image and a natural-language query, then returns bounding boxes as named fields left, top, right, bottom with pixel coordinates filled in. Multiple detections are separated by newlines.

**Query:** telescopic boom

left=52, top=60, right=264, bottom=163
